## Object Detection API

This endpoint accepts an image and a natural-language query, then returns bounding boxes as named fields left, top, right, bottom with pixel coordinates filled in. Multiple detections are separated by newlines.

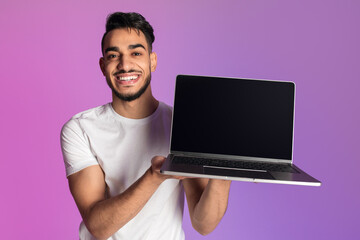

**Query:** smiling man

left=61, top=12, right=231, bottom=240
left=101, top=28, right=156, bottom=106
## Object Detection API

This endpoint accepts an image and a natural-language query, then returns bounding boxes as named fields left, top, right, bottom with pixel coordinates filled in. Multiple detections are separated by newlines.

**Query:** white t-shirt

left=61, top=102, right=185, bottom=240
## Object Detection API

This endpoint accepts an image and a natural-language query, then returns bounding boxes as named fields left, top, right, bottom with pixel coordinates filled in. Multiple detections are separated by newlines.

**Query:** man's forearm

left=192, top=179, right=231, bottom=235
left=84, top=168, right=164, bottom=240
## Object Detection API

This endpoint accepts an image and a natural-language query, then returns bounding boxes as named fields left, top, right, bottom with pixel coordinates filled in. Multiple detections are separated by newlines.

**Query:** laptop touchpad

left=204, top=166, right=274, bottom=179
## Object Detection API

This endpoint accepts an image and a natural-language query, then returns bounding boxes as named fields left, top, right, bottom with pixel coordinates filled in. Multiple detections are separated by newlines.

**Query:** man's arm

left=68, top=156, right=178, bottom=240
left=183, top=178, right=231, bottom=235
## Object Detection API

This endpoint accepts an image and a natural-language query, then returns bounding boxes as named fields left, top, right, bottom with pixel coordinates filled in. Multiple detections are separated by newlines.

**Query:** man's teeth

left=117, top=75, right=138, bottom=81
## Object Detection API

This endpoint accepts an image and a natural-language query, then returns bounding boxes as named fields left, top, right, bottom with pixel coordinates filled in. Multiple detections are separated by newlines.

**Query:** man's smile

left=115, top=73, right=141, bottom=85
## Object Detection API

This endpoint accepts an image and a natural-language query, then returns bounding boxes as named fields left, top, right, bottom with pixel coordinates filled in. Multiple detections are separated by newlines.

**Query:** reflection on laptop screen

left=171, top=75, right=295, bottom=160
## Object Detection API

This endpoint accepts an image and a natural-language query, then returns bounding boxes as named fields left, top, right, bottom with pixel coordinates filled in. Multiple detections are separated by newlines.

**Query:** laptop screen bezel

left=168, top=75, right=296, bottom=164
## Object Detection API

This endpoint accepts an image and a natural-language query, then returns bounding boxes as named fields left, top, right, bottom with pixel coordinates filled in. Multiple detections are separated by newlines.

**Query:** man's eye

left=107, top=54, right=117, bottom=59
left=132, top=52, right=141, bottom=56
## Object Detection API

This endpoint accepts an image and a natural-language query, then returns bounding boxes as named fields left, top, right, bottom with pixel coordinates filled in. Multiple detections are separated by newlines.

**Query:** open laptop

left=161, top=75, right=321, bottom=186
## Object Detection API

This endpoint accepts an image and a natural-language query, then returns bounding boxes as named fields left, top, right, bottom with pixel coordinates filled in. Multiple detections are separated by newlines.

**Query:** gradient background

left=1, top=0, right=359, bottom=239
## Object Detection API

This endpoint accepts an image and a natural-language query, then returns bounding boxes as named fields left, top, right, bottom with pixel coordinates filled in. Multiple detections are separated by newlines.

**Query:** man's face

left=100, top=28, right=157, bottom=102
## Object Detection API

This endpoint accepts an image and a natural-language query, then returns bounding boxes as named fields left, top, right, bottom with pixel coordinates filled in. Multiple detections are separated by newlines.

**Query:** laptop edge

left=160, top=75, right=321, bottom=187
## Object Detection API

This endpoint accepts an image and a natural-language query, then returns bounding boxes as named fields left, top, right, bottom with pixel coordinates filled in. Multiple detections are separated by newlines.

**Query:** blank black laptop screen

left=170, top=75, right=295, bottom=160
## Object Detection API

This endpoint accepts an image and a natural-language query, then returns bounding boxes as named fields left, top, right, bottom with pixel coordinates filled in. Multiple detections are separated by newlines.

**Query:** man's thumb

left=151, top=156, right=166, bottom=170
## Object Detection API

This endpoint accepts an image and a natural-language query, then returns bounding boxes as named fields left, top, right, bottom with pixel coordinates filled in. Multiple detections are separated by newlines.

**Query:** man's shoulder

left=157, top=101, right=173, bottom=124
left=159, top=101, right=173, bottom=114
left=61, top=103, right=111, bottom=132
left=71, top=103, right=111, bottom=120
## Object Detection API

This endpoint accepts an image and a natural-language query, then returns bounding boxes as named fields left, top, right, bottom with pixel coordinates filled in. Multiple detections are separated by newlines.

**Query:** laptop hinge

left=170, top=151, right=292, bottom=164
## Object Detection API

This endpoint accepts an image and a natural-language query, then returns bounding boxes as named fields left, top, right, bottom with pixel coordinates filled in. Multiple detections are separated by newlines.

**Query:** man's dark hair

left=101, top=12, right=155, bottom=54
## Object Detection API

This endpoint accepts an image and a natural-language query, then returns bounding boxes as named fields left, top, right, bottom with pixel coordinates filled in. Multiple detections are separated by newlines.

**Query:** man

left=61, top=12, right=231, bottom=240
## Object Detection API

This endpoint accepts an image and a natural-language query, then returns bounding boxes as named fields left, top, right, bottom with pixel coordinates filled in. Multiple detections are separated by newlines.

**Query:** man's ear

left=150, top=52, right=157, bottom=72
left=99, top=57, right=105, bottom=76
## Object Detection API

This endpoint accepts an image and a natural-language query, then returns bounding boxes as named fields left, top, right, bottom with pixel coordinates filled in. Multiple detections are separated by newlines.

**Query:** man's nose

left=117, top=54, right=133, bottom=72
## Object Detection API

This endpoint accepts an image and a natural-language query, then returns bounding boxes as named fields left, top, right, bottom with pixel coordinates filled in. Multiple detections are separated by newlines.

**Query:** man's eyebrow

left=104, top=46, right=120, bottom=53
left=104, top=44, right=146, bottom=54
left=128, top=44, right=146, bottom=50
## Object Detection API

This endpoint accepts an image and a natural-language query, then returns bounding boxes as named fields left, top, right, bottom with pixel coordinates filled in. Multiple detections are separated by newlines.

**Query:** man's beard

left=106, top=73, right=151, bottom=102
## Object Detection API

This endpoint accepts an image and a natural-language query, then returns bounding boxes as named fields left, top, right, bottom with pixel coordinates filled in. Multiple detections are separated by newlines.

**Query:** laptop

left=160, top=75, right=321, bottom=186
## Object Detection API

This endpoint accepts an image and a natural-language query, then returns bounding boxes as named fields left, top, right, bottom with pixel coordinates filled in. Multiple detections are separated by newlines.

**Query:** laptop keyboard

left=172, top=156, right=298, bottom=173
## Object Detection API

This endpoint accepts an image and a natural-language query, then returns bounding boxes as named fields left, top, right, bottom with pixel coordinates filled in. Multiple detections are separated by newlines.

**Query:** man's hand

left=149, top=156, right=186, bottom=183
left=151, top=156, right=231, bottom=235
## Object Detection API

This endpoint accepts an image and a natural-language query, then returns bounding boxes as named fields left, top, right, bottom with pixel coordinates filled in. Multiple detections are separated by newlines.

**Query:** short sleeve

left=60, top=118, right=99, bottom=177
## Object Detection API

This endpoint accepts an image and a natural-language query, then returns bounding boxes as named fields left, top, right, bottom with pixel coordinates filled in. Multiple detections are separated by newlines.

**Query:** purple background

left=1, top=0, right=359, bottom=239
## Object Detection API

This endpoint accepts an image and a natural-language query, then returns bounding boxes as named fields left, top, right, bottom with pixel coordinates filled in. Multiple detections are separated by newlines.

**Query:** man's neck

left=111, top=91, right=159, bottom=119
